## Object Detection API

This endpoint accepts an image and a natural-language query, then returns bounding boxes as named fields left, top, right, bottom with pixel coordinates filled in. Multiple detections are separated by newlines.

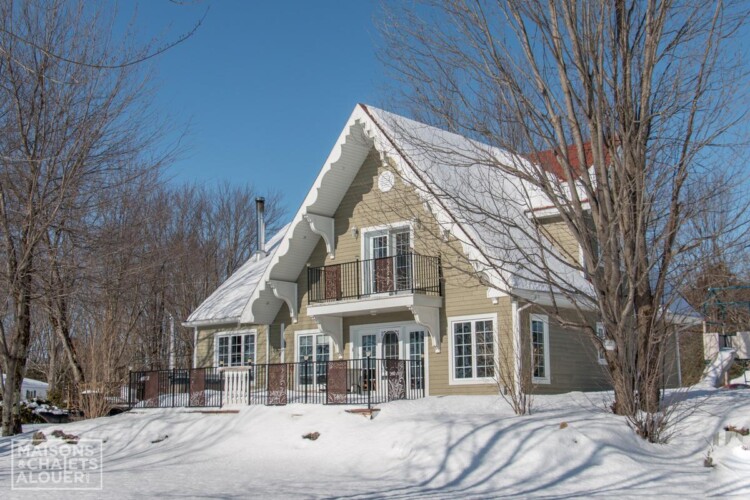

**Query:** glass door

left=394, top=231, right=412, bottom=291
left=363, top=228, right=412, bottom=296
left=370, top=233, right=391, bottom=294
left=382, top=330, right=400, bottom=359
left=360, top=333, right=377, bottom=391
left=298, top=335, right=313, bottom=385
left=297, top=334, right=331, bottom=386
left=408, top=330, right=425, bottom=389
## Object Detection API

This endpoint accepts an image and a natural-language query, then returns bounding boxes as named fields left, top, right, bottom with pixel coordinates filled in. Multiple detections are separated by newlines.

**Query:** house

left=1, top=375, right=49, bottom=401
left=184, top=104, right=681, bottom=401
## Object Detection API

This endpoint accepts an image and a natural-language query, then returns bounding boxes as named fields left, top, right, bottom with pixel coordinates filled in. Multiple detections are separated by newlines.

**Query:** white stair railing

left=223, top=369, right=250, bottom=406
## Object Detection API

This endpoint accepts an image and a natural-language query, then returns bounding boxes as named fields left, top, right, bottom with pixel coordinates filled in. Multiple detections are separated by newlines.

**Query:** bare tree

left=161, top=183, right=285, bottom=369
left=0, top=0, right=170, bottom=435
left=379, top=0, right=750, bottom=441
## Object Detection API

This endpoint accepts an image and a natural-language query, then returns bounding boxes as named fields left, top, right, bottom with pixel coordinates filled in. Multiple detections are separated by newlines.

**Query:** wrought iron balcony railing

left=307, top=253, right=442, bottom=304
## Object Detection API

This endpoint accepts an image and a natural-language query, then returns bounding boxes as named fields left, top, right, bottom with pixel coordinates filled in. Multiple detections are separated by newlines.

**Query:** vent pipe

left=255, top=197, right=266, bottom=261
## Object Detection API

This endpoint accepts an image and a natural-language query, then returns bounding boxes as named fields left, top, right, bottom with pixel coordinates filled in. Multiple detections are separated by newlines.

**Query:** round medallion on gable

left=378, top=170, right=395, bottom=193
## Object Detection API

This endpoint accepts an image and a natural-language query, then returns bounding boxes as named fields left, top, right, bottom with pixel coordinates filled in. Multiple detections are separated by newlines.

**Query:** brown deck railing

left=127, top=358, right=425, bottom=408
left=307, top=253, right=442, bottom=303
left=127, top=367, right=223, bottom=408
left=249, top=358, right=425, bottom=406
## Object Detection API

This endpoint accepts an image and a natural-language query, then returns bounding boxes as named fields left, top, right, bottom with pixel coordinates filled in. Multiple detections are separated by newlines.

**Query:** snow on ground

left=1, top=388, right=748, bottom=499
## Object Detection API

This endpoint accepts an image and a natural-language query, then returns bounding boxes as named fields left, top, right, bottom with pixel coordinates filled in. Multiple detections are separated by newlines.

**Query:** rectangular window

left=361, top=334, right=377, bottom=358
left=231, top=336, right=242, bottom=366
left=531, top=315, right=550, bottom=383
left=475, top=320, right=494, bottom=378
left=409, top=330, right=425, bottom=389
left=454, top=321, right=473, bottom=379
left=216, top=332, right=256, bottom=368
left=450, top=316, right=496, bottom=383
left=218, top=336, right=229, bottom=367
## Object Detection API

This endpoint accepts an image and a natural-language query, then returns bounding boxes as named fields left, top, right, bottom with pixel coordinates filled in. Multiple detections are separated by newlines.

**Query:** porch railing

left=127, top=358, right=425, bottom=408
left=127, top=367, right=223, bottom=408
left=249, top=358, right=425, bottom=406
left=307, top=253, right=442, bottom=304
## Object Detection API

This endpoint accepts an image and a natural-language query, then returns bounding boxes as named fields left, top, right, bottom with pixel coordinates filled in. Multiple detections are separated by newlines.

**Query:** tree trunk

left=2, top=272, right=33, bottom=436
left=636, top=304, right=661, bottom=414
left=49, top=297, right=85, bottom=387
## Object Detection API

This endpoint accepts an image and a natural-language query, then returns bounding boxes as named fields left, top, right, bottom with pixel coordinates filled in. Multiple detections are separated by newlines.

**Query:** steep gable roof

left=360, top=105, right=591, bottom=297
left=186, top=104, right=593, bottom=328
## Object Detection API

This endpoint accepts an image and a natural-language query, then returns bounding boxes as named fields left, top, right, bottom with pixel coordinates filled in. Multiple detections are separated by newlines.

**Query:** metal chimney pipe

left=256, top=197, right=266, bottom=261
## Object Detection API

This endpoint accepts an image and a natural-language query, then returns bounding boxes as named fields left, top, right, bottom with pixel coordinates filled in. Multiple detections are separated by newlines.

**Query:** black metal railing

left=127, top=358, right=425, bottom=408
left=127, top=367, right=223, bottom=408
left=249, top=358, right=425, bottom=407
left=308, top=253, right=442, bottom=304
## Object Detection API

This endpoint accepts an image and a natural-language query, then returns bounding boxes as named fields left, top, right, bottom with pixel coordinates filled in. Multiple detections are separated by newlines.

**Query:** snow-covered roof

left=184, top=223, right=291, bottom=326
left=187, top=103, right=595, bottom=328
left=2, top=375, right=49, bottom=389
left=362, top=105, right=592, bottom=297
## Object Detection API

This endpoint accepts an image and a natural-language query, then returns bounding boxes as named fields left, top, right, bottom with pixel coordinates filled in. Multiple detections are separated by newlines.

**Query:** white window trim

left=596, top=322, right=607, bottom=365
left=448, top=313, right=499, bottom=386
left=293, top=329, right=325, bottom=361
left=530, top=314, right=551, bottom=384
left=214, top=329, right=257, bottom=369
left=359, top=221, right=415, bottom=259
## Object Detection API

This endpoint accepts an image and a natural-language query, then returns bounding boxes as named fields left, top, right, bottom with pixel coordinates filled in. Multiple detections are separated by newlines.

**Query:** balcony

left=307, top=253, right=442, bottom=305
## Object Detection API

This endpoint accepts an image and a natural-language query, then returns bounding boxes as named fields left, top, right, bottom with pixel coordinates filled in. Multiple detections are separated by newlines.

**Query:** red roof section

left=530, top=142, right=597, bottom=180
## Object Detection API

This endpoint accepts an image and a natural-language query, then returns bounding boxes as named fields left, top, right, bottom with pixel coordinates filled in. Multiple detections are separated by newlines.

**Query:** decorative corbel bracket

left=303, top=213, right=335, bottom=259
left=410, top=305, right=441, bottom=353
left=266, top=280, right=298, bottom=323
left=311, top=315, right=344, bottom=359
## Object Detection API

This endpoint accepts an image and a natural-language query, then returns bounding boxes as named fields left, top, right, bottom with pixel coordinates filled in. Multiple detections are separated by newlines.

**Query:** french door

left=297, top=333, right=331, bottom=386
left=364, top=229, right=411, bottom=294
left=353, top=326, right=425, bottom=391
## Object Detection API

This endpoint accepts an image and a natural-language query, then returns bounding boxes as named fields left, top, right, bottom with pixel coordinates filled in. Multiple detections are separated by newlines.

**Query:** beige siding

left=199, top=146, right=637, bottom=397
left=518, top=306, right=610, bottom=394
left=540, top=216, right=580, bottom=266
left=265, top=148, right=516, bottom=395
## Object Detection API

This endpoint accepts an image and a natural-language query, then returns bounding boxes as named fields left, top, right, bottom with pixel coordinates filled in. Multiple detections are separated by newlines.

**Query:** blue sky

left=122, top=0, right=387, bottom=213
